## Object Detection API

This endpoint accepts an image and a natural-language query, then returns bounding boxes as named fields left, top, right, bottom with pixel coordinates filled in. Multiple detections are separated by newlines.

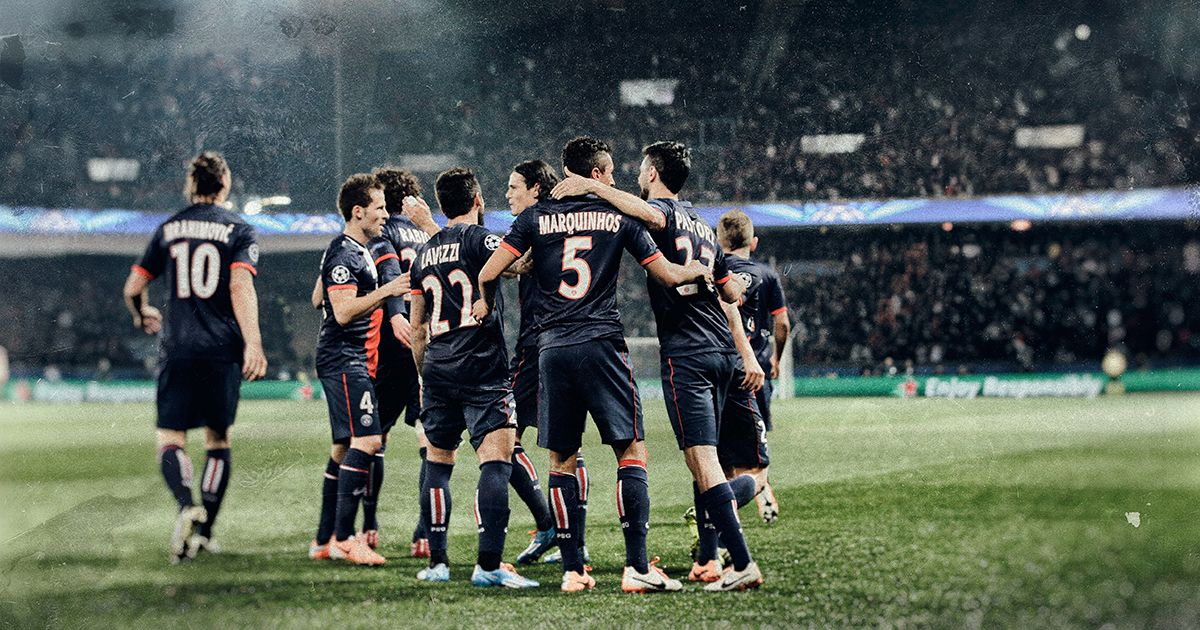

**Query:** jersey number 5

left=169, top=242, right=220, bottom=299
left=558, top=236, right=593, bottom=300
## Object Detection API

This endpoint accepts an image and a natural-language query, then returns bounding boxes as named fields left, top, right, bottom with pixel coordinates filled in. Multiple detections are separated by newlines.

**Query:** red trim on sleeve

left=499, top=241, right=524, bottom=257
left=716, top=274, right=732, bottom=285
left=327, top=284, right=357, bottom=292
left=770, top=306, right=788, bottom=316
left=409, top=288, right=423, bottom=295
left=131, top=264, right=154, bottom=280
left=374, top=252, right=399, bottom=265
left=230, top=262, right=258, bottom=276
left=365, top=309, right=382, bottom=379
left=639, top=251, right=663, bottom=266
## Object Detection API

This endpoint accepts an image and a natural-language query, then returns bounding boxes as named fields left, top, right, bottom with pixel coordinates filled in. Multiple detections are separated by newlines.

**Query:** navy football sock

left=476, top=461, right=513, bottom=571
left=575, top=452, right=590, bottom=548
left=196, top=448, right=230, bottom=538
left=694, top=482, right=720, bottom=563
left=510, top=444, right=554, bottom=532
left=548, top=472, right=583, bottom=573
left=702, top=482, right=753, bottom=571
left=158, top=445, right=194, bottom=510
left=361, top=446, right=385, bottom=532
left=412, top=447, right=428, bottom=542
left=421, top=460, right=454, bottom=566
left=315, top=458, right=339, bottom=544
left=617, top=462, right=650, bottom=574
left=729, top=474, right=758, bottom=509
left=334, top=449, right=372, bottom=541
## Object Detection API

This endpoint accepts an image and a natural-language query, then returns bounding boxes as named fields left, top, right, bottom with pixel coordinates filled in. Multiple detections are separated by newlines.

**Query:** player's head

left=372, top=167, right=422, bottom=217
left=435, top=167, right=483, bottom=222
left=507, top=159, right=560, bottom=216
left=561, top=136, right=614, bottom=186
left=185, top=151, right=231, bottom=204
left=338, top=173, right=387, bottom=237
left=639, top=141, right=691, bottom=199
left=717, top=209, right=757, bottom=253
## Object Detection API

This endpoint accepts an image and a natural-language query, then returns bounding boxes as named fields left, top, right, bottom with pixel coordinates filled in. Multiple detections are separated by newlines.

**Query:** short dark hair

left=642, top=141, right=691, bottom=194
left=186, top=151, right=229, bottom=198
left=435, top=168, right=480, bottom=219
left=513, top=160, right=560, bottom=201
left=372, top=167, right=422, bottom=216
left=561, top=136, right=611, bottom=179
left=337, top=173, right=382, bottom=220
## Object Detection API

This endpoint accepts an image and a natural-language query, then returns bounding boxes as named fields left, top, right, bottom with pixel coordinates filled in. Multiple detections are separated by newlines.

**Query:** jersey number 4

left=169, top=242, right=220, bottom=299
left=421, top=269, right=477, bottom=336
left=558, top=236, right=593, bottom=300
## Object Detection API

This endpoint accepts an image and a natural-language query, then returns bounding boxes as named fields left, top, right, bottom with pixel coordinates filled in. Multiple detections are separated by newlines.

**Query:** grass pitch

left=2, top=394, right=1199, bottom=628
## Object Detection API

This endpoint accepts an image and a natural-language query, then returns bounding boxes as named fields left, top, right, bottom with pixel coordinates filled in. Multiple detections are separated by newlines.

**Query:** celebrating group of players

left=124, top=135, right=790, bottom=593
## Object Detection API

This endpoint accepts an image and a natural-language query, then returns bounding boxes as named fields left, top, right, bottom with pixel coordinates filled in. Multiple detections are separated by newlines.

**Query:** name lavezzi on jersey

left=418, top=243, right=461, bottom=268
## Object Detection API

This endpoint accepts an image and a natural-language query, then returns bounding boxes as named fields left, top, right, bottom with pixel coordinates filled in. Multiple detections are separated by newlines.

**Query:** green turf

left=2, top=394, right=1199, bottom=628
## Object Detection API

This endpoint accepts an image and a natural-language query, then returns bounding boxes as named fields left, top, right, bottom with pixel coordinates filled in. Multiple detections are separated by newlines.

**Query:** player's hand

left=551, top=173, right=597, bottom=199
left=741, top=355, right=765, bottom=392
left=383, top=273, right=410, bottom=297
left=390, top=314, right=412, bottom=348
left=242, top=343, right=268, bottom=381
left=402, top=196, right=435, bottom=227
left=137, top=306, right=162, bottom=335
left=470, top=298, right=490, bottom=322
left=770, top=354, right=780, bottom=380
left=684, top=260, right=713, bottom=286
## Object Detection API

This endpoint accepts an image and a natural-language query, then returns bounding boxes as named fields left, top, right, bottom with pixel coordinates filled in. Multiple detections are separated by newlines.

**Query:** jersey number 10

left=169, top=242, right=220, bottom=299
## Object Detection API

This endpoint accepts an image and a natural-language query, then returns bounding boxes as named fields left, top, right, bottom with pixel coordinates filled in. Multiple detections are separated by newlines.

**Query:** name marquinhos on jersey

left=538, top=211, right=621, bottom=236
left=673, top=210, right=716, bottom=242
left=162, top=220, right=235, bottom=244
left=419, top=243, right=461, bottom=268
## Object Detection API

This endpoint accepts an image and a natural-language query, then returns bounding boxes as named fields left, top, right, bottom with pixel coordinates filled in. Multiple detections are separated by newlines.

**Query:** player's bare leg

left=156, top=429, right=206, bottom=563
left=188, top=427, right=232, bottom=558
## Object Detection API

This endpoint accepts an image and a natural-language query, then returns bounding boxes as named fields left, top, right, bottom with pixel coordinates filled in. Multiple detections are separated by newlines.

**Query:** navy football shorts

left=374, top=349, right=421, bottom=432
left=718, top=373, right=771, bottom=469
left=320, top=371, right=382, bottom=444
left=660, top=351, right=740, bottom=450
left=420, top=385, right=517, bottom=451
left=537, top=338, right=645, bottom=454
left=156, top=358, right=241, bottom=435
left=509, top=345, right=540, bottom=430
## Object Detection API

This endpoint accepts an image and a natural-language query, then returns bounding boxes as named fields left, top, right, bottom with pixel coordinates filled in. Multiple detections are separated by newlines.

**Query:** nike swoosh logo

left=352, top=488, right=367, bottom=496
left=628, top=575, right=664, bottom=588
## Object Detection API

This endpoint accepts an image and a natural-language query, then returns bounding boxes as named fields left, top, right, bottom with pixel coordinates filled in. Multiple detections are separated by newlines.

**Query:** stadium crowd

left=2, top=3, right=1193, bottom=212
left=4, top=223, right=1198, bottom=379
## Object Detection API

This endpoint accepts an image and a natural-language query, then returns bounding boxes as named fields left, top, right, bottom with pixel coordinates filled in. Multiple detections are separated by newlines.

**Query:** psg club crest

left=359, top=414, right=372, bottom=427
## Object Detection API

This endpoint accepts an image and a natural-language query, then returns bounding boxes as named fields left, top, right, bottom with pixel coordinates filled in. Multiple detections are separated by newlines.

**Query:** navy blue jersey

left=411, top=223, right=509, bottom=390
left=501, top=195, right=662, bottom=350
left=134, top=203, right=259, bottom=363
left=644, top=198, right=735, bottom=357
left=726, top=254, right=787, bottom=364
left=378, top=215, right=432, bottom=317
left=315, top=234, right=380, bottom=377
left=515, top=272, right=538, bottom=349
